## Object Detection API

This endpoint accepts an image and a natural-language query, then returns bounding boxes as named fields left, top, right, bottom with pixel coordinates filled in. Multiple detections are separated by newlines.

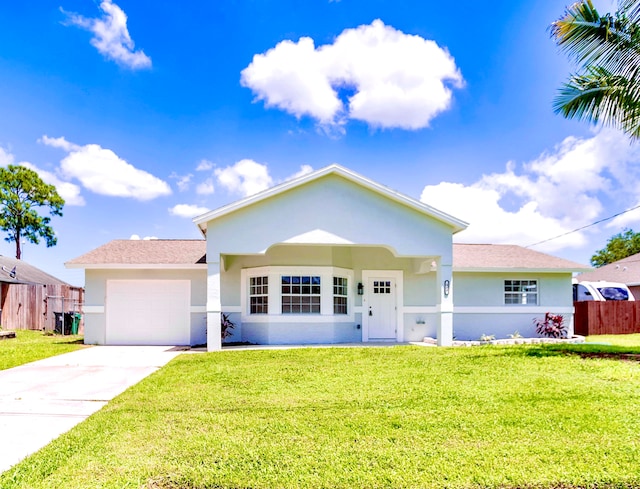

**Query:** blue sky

left=0, top=0, right=635, bottom=286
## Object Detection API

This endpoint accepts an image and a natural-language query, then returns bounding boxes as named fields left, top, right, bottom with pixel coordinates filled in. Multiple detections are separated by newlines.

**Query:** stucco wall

left=83, top=268, right=207, bottom=345
left=452, top=272, right=575, bottom=340
left=206, top=174, right=455, bottom=259
left=220, top=246, right=441, bottom=345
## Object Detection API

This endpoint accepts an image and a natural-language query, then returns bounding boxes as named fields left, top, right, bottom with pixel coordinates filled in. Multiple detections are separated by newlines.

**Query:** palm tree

left=551, top=0, right=640, bottom=138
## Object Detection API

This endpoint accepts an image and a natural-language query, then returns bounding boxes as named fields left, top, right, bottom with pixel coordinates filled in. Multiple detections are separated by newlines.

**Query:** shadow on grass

left=522, top=343, right=640, bottom=362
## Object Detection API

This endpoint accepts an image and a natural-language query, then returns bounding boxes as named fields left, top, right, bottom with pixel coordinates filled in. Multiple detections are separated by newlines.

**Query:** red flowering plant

left=533, top=312, right=567, bottom=338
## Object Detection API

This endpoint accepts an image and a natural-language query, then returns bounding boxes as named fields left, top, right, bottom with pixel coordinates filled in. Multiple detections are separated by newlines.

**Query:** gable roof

left=453, top=244, right=590, bottom=273
left=193, top=164, right=469, bottom=235
left=0, top=255, right=70, bottom=285
left=65, top=240, right=207, bottom=269
left=576, top=252, right=640, bottom=285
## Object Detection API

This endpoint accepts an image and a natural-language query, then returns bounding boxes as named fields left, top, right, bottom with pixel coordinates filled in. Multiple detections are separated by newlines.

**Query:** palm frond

left=551, top=0, right=640, bottom=78
left=553, top=66, right=640, bottom=136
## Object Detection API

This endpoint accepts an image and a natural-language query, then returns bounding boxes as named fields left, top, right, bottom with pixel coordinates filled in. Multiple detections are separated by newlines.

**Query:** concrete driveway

left=0, top=346, right=185, bottom=474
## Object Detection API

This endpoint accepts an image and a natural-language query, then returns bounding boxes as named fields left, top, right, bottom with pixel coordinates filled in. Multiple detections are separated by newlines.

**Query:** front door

left=366, top=277, right=397, bottom=340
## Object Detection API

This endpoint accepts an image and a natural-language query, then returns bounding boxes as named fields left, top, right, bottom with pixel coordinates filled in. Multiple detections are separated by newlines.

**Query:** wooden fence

left=573, top=301, right=640, bottom=336
left=0, top=283, right=84, bottom=332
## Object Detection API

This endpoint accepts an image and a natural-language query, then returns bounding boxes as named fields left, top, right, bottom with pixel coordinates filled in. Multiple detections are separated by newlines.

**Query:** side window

left=249, top=276, right=268, bottom=314
left=504, top=280, right=538, bottom=305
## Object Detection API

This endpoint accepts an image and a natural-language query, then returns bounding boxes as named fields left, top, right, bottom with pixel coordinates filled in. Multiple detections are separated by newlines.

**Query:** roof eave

left=65, top=263, right=207, bottom=270
left=454, top=267, right=590, bottom=273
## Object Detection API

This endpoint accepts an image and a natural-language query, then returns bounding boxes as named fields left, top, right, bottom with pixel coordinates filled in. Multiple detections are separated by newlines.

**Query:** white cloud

left=0, top=145, right=85, bottom=206
left=286, top=164, right=314, bottom=181
left=241, top=19, right=463, bottom=131
left=0, top=146, right=15, bottom=166
left=170, top=172, right=193, bottom=192
left=130, top=234, right=158, bottom=240
left=420, top=129, right=640, bottom=252
left=20, top=162, right=85, bottom=206
left=168, top=204, right=210, bottom=219
left=41, top=135, right=171, bottom=200
left=196, top=159, right=214, bottom=171
left=215, top=159, right=273, bottom=197
left=62, top=0, right=151, bottom=69
left=196, top=178, right=215, bottom=195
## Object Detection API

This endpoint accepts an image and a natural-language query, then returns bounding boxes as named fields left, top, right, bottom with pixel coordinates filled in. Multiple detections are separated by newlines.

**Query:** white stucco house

left=66, top=165, right=588, bottom=350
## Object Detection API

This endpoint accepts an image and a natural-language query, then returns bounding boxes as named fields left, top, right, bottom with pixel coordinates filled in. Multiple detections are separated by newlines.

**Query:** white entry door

left=366, top=277, right=397, bottom=340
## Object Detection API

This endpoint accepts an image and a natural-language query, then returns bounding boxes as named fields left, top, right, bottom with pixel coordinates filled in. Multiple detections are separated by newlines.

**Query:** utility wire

left=525, top=203, right=640, bottom=248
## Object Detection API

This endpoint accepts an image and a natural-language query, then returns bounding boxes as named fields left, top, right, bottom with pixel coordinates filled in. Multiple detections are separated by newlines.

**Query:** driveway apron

left=0, top=346, right=183, bottom=474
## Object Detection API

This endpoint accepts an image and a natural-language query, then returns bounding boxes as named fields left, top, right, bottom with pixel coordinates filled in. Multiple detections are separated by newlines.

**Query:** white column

left=437, top=263, right=453, bottom=346
left=207, top=260, right=222, bottom=351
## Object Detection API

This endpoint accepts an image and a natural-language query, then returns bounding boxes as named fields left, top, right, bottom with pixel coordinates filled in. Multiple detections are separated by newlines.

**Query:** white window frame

left=249, top=275, right=269, bottom=314
left=504, top=279, right=538, bottom=305
left=241, top=266, right=354, bottom=323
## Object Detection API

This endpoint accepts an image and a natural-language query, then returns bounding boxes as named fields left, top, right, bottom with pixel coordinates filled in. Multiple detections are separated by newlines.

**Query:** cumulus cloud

left=196, top=178, right=215, bottom=195
left=170, top=172, right=193, bottom=192
left=62, top=0, right=151, bottom=69
left=0, top=145, right=85, bottom=206
left=168, top=204, right=210, bottom=219
left=196, top=159, right=214, bottom=171
left=215, top=159, right=273, bottom=197
left=20, top=162, right=85, bottom=206
left=287, top=164, right=314, bottom=181
left=420, top=129, right=640, bottom=252
left=41, top=135, right=171, bottom=200
left=130, top=234, right=158, bottom=240
left=241, top=19, right=463, bottom=131
left=0, top=146, right=15, bottom=166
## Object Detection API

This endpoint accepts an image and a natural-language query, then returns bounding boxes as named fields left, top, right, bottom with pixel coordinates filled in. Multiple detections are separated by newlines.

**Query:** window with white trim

left=504, top=280, right=538, bottom=305
left=333, top=277, right=348, bottom=314
left=249, top=276, right=269, bottom=314
left=281, top=275, right=321, bottom=314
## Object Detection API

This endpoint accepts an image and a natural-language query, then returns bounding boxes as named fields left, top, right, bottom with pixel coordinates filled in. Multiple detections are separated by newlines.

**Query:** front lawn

left=587, top=333, right=640, bottom=347
left=0, top=329, right=85, bottom=371
left=2, top=345, right=640, bottom=488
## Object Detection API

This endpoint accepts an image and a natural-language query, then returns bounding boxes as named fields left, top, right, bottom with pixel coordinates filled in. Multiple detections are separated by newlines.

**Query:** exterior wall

left=452, top=272, right=575, bottom=340
left=221, top=245, right=440, bottom=345
left=83, top=268, right=207, bottom=345
left=204, top=174, right=457, bottom=347
left=206, top=174, right=454, bottom=258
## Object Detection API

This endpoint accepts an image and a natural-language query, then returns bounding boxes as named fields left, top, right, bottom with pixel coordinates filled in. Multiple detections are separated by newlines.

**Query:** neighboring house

left=0, top=255, right=84, bottom=331
left=575, top=253, right=640, bottom=299
left=67, top=165, right=588, bottom=349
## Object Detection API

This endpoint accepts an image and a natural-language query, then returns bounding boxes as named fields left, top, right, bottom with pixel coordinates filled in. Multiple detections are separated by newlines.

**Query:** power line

left=525, top=203, right=640, bottom=248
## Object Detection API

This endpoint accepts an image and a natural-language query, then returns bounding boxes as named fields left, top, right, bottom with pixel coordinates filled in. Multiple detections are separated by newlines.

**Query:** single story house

left=66, top=165, right=588, bottom=349
left=575, top=252, right=640, bottom=299
left=0, top=255, right=84, bottom=331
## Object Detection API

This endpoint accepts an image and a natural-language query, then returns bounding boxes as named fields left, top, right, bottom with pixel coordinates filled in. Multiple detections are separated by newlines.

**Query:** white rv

left=573, top=281, right=636, bottom=302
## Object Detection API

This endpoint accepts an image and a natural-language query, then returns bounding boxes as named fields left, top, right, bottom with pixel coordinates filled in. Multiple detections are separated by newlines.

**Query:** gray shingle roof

left=576, top=252, right=640, bottom=285
left=0, top=255, right=70, bottom=285
left=65, top=239, right=589, bottom=273
left=65, top=240, right=207, bottom=267
left=453, top=244, right=590, bottom=272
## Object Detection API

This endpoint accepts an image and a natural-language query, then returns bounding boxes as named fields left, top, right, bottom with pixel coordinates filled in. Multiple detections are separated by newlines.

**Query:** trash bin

left=71, top=313, right=82, bottom=335
left=54, top=312, right=64, bottom=334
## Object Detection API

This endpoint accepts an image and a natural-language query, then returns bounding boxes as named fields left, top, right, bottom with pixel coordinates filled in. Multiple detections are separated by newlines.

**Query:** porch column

left=206, top=259, right=222, bottom=351
left=437, top=263, right=453, bottom=346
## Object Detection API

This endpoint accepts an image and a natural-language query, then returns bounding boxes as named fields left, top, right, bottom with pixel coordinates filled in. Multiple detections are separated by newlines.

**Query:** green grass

left=587, top=333, right=640, bottom=347
left=0, top=329, right=85, bottom=371
left=2, top=345, right=640, bottom=489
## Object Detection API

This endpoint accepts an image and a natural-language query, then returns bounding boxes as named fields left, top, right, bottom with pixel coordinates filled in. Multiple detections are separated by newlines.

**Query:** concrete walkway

left=0, top=346, right=184, bottom=474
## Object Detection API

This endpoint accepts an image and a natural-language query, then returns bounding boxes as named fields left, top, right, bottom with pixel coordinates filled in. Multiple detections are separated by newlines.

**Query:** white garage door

left=106, top=280, right=191, bottom=345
